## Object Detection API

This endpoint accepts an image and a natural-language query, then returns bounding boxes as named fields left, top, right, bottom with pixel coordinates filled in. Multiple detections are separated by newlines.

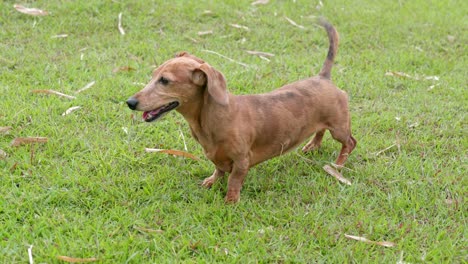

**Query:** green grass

left=1, top=0, right=466, bottom=262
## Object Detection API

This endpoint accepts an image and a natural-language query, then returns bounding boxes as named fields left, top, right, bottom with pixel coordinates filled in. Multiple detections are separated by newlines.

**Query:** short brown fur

left=127, top=21, right=356, bottom=203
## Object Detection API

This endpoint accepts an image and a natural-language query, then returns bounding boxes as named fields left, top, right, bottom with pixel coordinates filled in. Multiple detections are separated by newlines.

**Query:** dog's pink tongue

left=142, top=109, right=159, bottom=121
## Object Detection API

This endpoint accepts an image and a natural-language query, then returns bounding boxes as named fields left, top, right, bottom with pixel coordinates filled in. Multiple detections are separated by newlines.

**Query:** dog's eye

left=158, top=76, right=169, bottom=85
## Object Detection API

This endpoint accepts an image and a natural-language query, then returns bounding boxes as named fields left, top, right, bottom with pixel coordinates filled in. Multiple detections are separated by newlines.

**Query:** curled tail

left=318, top=19, right=339, bottom=79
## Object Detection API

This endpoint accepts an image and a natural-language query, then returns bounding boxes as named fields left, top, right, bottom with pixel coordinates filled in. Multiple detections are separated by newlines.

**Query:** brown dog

left=127, top=20, right=356, bottom=203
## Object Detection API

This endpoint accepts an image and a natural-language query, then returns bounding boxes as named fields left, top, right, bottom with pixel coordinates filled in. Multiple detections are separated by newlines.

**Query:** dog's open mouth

left=142, top=101, right=179, bottom=122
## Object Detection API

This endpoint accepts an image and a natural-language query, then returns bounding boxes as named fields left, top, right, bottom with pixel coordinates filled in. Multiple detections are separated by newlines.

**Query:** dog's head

left=126, top=52, right=229, bottom=122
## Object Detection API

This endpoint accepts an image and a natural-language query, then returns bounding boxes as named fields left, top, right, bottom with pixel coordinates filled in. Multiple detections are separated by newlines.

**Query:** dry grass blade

left=112, top=66, right=135, bottom=73
left=323, top=164, right=352, bottom=185
left=14, top=4, right=48, bottom=16
left=118, top=12, right=125, bottom=35
left=28, top=245, right=34, bottom=264
left=230, top=24, right=250, bottom=31
left=0, top=149, right=7, bottom=159
left=75, top=81, right=95, bottom=94
left=385, top=71, right=439, bottom=81
left=251, top=0, right=269, bottom=5
left=11, top=137, right=48, bottom=147
left=246, top=50, right=275, bottom=57
left=385, top=71, right=413, bottom=79
left=56, top=256, right=98, bottom=263
left=62, top=106, right=82, bottom=116
left=51, top=34, right=68, bottom=38
left=0, top=126, right=12, bottom=134
left=145, top=148, right=200, bottom=161
left=31, top=89, right=76, bottom=99
left=345, top=234, right=396, bottom=247
left=284, top=16, right=305, bottom=29
left=134, top=226, right=164, bottom=234
left=374, top=143, right=396, bottom=156
left=202, top=49, right=249, bottom=68
left=198, top=30, right=213, bottom=36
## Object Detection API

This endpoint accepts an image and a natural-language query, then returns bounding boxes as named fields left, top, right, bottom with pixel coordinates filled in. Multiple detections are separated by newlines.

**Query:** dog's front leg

left=201, top=168, right=225, bottom=188
left=225, top=158, right=249, bottom=203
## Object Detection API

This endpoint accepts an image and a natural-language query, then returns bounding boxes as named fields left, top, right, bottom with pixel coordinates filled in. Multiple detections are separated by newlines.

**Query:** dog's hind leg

left=302, top=129, right=326, bottom=152
left=329, top=126, right=356, bottom=166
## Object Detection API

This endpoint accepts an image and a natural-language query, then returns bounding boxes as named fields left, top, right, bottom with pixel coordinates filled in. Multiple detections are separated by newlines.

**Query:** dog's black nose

left=126, top=97, right=139, bottom=110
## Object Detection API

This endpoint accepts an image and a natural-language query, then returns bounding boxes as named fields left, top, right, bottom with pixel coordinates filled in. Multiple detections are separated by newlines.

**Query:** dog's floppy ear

left=175, top=51, right=205, bottom=64
left=197, top=63, right=229, bottom=106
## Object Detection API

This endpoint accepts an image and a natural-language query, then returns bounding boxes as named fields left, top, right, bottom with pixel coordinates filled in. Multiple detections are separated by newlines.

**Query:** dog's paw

left=302, top=142, right=320, bottom=152
left=224, top=194, right=240, bottom=204
left=224, top=189, right=241, bottom=203
left=201, top=176, right=216, bottom=188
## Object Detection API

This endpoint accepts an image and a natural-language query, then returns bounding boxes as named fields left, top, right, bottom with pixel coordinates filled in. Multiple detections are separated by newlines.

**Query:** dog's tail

left=318, top=18, right=339, bottom=79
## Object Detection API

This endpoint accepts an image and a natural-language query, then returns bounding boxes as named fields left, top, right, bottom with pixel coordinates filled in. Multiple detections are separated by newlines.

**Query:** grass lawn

left=1, top=0, right=466, bottom=262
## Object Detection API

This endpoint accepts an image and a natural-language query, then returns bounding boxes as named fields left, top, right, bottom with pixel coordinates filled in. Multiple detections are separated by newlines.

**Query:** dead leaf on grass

left=56, top=256, right=98, bottom=263
left=344, top=234, right=396, bottom=248
left=0, top=126, right=12, bottom=134
left=323, top=164, right=352, bottom=185
left=447, top=35, right=455, bottom=43
left=14, top=4, right=48, bottom=16
left=251, top=0, right=269, bottom=5
left=31, top=89, right=76, bottom=99
left=75, top=81, right=96, bottom=94
left=284, top=16, right=305, bottom=29
left=0, top=149, right=7, bottom=159
left=112, top=66, right=135, bottom=73
left=11, top=137, right=48, bottom=147
left=62, top=106, right=82, bottom=116
left=145, top=148, right=200, bottom=161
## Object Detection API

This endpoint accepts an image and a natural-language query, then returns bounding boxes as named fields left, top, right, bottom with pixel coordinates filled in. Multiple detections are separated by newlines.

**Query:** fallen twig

left=246, top=50, right=275, bottom=57
left=385, top=71, right=439, bottom=81
left=51, top=34, right=68, bottom=38
left=344, top=234, right=396, bottom=247
left=202, top=49, right=249, bottom=68
left=284, top=16, right=305, bottom=29
left=374, top=143, right=396, bottom=156
left=251, top=0, right=269, bottom=5
left=178, top=127, right=188, bottom=151
left=28, top=245, right=34, bottom=264
left=75, top=81, right=95, bottom=94
left=323, top=164, right=352, bottom=185
left=31, top=90, right=76, bottom=99
left=198, top=30, right=213, bottom=36
left=62, top=106, right=82, bottom=116
left=230, top=24, right=249, bottom=31
left=118, top=12, right=125, bottom=35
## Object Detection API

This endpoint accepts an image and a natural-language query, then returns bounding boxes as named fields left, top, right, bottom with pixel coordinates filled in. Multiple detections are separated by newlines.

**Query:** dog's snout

left=126, top=97, right=139, bottom=110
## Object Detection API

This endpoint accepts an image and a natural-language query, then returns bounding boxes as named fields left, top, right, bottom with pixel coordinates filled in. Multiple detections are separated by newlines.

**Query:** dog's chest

left=204, top=145, right=232, bottom=173
left=190, top=127, right=233, bottom=172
